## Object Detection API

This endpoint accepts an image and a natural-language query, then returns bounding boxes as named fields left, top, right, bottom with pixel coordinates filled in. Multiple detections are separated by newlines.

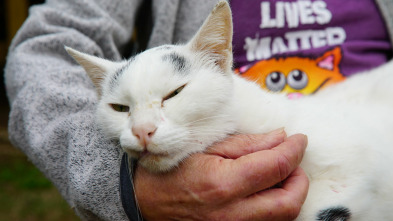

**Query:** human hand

left=134, top=129, right=309, bottom=221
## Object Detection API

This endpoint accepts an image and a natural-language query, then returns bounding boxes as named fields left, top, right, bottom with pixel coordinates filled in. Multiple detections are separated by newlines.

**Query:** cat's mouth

left=138, top=150, right=169, bottom=160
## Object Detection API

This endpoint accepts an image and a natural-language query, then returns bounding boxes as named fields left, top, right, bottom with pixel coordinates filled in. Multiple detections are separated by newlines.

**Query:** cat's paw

left=317, top=206, right=351, bottom=221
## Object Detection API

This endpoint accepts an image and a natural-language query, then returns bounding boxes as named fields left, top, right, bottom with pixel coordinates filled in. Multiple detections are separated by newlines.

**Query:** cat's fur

left=66, top=1, right=393, bottom=220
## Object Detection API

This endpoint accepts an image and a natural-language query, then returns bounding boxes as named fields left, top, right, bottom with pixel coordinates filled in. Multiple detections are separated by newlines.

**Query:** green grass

left=0, top=155, right=80, bottom=221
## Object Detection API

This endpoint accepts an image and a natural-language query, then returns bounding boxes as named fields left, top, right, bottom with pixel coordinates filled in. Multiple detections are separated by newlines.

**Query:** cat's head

left=66, top=1, right=235, bottom=172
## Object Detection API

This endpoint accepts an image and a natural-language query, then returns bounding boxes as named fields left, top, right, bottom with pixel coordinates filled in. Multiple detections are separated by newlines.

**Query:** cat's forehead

left=122, top=45, right=192, bottom=79
left=106, top=45, right=192, bottom=97
left=141, top=45, right=191, bottom=73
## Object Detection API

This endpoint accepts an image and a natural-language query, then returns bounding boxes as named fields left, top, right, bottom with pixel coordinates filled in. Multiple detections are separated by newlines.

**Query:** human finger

left=214, top=167, right=309, bottom=221
left=206, top=128, right=287, bottom=159
left=214, top=134, right=308, bottom=199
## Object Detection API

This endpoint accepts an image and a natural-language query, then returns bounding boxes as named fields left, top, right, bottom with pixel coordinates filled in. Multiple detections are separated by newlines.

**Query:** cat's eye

left=265, top=71, right=286, bottom=92
left=163, top=84, right=186, bottom=101
left=287, top=69, right=308, bottom=90
left=110, top=104, right=130, bottom=112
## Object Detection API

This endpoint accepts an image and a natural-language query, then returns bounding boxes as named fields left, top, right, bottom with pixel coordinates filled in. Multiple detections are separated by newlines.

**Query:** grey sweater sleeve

left=4, top=0, right=142, bottom=220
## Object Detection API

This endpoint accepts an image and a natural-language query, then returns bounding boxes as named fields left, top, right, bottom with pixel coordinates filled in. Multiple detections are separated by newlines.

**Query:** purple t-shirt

left=231, top=0, right=392, bottom=96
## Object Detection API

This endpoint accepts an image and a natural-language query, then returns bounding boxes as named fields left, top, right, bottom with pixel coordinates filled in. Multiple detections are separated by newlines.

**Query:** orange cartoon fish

left=236, top=47, right=346, bottom=98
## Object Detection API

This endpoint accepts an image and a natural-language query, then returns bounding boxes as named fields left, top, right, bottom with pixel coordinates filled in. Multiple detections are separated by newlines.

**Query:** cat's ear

left=188, top=1, right=233, bottom=72
left=65, top=46, right=115, bottom=96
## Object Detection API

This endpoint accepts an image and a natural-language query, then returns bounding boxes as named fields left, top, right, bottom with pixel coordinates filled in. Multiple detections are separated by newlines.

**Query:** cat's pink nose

left=132, top=123, right=157, bottom=148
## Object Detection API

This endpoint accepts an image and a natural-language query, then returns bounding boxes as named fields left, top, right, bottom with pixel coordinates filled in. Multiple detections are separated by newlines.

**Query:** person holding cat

left=4, top=0, right=393, bottom=221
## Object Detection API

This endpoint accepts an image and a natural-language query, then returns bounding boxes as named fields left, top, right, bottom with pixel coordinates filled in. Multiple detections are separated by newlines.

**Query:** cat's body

left=231, top=67, right=393, bottom=220
left=66, top=1, right=393, bottom=220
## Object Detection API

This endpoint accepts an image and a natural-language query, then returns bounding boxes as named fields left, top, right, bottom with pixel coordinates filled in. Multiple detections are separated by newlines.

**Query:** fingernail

left=304, top=134, right=308, bottom=146
left=269, top=127, right=285, bottom=135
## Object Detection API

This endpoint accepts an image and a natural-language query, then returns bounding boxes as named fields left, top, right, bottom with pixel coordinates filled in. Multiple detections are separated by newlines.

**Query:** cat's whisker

left=255, top=75, right=263, bottom=85
left=186, top=128, right=232, bottom=133
left=180, top=114, right=232, bottom=127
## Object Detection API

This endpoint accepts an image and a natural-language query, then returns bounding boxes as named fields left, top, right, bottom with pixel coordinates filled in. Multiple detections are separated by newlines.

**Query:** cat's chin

left=138, top=153, right=185, bottom=173
left=125, top=149, right=186, bottom=173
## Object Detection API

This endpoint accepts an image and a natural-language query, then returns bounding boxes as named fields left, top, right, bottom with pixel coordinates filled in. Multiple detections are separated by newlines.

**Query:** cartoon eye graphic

left=265, top=71, right=286, bottom=92
left=287, top=69, right=308, bottom=90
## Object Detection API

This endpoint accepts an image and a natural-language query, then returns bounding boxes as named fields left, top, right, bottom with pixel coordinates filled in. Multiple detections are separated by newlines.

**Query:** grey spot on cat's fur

left=156, top=45, right=174, bottom=51
left=317, top=206, right=351, bottom=221
left=162, top=52, right=189, bottom=73
left=109, top=60, right=132, bottom=90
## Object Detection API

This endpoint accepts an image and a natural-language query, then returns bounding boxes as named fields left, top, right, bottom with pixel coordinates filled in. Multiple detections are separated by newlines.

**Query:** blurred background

left=0, top=0, right=79, bottom=220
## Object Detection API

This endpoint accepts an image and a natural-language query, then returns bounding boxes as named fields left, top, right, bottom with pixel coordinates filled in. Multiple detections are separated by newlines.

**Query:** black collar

left=120, top=153, right=143, bottom=221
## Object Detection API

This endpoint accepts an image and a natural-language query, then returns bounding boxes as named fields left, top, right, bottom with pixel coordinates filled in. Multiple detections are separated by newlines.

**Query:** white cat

left=66, top=1, right=393, bottom=220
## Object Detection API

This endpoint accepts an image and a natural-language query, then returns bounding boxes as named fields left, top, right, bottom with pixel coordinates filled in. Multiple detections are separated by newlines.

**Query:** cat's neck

left=231, top=74, right=296, bottom=134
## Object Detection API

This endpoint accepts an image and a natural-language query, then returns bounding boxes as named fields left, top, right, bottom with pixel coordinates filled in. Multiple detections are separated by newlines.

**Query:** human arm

left=134, top=130, right=309, bottom=221
left=5, top=0, right=143, bottom=219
